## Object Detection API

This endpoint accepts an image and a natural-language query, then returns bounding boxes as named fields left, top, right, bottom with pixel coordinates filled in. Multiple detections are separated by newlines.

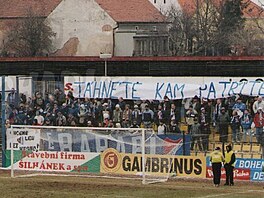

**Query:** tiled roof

left=0, top=0, right=62, bottom=18
left=177, top=0, right=264, bottom=18
left=95, top=0, right=165, bottom=22
left=243, top=0, right=264, bottom=18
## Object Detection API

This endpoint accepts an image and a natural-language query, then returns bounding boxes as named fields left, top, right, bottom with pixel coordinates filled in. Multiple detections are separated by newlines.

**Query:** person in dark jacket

left=224, top=144, right=236, bottom=186
left=217, top=107, right=230, bottom=143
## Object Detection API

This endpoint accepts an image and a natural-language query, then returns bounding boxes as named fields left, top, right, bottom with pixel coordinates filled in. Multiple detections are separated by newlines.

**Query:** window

left=134, top=36, right=168, bottom=56
left=154, top=0, right=157, bottom=3
left=164, top=0, right=166, bottom=4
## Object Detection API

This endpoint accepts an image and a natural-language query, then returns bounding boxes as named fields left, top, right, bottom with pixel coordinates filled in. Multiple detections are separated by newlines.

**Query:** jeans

left=255, top=127, right=263, bottom=144
left=232, top=127, right=240, bottom=142
left=242, top=128, right=251, bottom=142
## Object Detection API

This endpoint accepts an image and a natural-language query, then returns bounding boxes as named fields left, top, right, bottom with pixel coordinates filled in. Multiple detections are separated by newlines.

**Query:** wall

left=148, top=0, right=181, bottom=14
left=114, top=23, right=168, bottom=56
left=48, top=0, right=117, bottom=56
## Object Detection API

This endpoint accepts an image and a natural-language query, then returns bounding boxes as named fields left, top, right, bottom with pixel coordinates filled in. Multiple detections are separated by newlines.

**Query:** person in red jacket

left=253, top=107, right=264, bottom=144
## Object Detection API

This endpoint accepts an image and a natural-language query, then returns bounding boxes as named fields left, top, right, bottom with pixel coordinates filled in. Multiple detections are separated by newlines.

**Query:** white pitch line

left=83, top=194, right=135, bottom=198
left=197, top=189, right=264, bottom=198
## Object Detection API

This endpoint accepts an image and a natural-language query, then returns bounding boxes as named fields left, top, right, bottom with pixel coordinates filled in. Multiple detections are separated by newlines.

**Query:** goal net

left=7, top=125, right=184, bottom=184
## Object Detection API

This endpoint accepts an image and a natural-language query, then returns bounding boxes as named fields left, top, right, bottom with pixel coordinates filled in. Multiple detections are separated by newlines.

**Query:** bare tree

left=166, top=0, right=264, bottom=56
left=167, top=8, right=195, bottom=55
left=2, top=8, right=55, bottom=57
left=167, top=0, right=221, bottom=56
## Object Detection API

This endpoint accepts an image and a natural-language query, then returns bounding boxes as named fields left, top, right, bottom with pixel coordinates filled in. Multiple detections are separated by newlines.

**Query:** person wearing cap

left=217, top=107, right=230, bottom=143
left=113, top=104, right=123, bottom=127
left=253, top=107, right=264, bottom=144
left=132, top=104, right=142, bottom=126
left=232, top=96, right=246, bottom=113
left=210, top=147, right=224, bottom=187
left=224, top=144, right=236, bottom=186
left=192, top=95, right=201, bottom=114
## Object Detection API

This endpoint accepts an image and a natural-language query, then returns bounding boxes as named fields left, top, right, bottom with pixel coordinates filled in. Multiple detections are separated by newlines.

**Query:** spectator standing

left=217, top=107, right=230, bottom=143
left=230, top=110, right=241, bottom=143
left=122, top=104, right=132, bottom=128
left=56, top=111, right=67, bottom=126
left=200, top=107, right=211, bottom=151
left=210, top=147, right=224, bottom=187
left=130, top=120, right=140, bottom=128
left=78, top=104, right=88, bottom=126
left=183, top=98, right=192, bottom=115
left=252, top=96, right=264, bottom=114
left=253, top=107, right=264, bottom=144
left=190, top=118, right=203, bottom=151
left=232, top=96, right=246, bottom=115
left=157, top=104, right=165, bottom=124
left=241, top=109, right=252, bottom=142
left=34, top=111, right=44, bottom=125
left=102, top=103, right=111, bottom=127
left=185, top=105, right=198, bottom=133
left=43, top=118, right=52, bottom=126
left=118, top=97, right=126, bottom=111
left=213, top=99, right=223, bottom=127
left=157, top=121, right=167, bottom=135
left=170, top=103, right=180, bottom=124
left=54, top=89, right=66, bottom=106
left=16, top=104, right=27, bottom=125
left=142, top=104, right=154, bottom=128
left=113, top=104, right=123, bottom=127
left=67, top=113, right=78, bottom=126
left=163, top=96, right=171, bottom=125
left=140, top=100, right=148, bottom=113
left=33, top=92, right=45, bottom=109
left=192, top=96, right=201, bottom=115
left=169, top=120, right=181, bottom=134
left=7, top=88, right=19, bottom=107
left=132, top=105, right=141, bottom=126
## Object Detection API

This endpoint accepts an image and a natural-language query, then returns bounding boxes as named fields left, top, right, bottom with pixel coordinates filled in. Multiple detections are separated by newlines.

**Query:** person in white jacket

left=252, top=96, right=264, bottom=114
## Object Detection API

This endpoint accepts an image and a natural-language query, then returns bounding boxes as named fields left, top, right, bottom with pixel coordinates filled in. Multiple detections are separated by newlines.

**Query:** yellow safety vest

left=211, top=151, right=224, bottom=163
left=225, top=151, right=235, bottom=167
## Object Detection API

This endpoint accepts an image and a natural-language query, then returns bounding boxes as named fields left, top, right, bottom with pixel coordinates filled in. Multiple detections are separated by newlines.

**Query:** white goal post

left=8, top=125, right=181, bottom=184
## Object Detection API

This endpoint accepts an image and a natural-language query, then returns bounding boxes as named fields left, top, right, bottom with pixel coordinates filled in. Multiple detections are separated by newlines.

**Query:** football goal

left=7, top=125, right=182, bottom=184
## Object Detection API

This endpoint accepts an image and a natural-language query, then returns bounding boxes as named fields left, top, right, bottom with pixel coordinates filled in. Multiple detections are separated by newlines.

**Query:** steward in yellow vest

left=210, top=150, right=224, bottom=163
left=224, top=144, right=236, bottom=186
left=210, top=147, right=224, bottom=187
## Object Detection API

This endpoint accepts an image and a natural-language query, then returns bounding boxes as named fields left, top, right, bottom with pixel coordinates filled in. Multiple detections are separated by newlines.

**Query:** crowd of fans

left=3, top=88, right=264, bottom=151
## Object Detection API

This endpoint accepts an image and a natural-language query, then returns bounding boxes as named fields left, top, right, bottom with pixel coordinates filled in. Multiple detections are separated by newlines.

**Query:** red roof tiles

left=95, top=0, right=165, bottom=22
left=0, top=0, right=62, bottom=18
left=177, top=0, right=264, bottom=18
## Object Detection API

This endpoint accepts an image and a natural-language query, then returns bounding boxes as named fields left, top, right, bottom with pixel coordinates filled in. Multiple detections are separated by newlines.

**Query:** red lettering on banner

left=39, top=162, right=65, bottom=170
left=206, top=167, right=250, bottom=180
left=73, top=165, right=88, bottom=172
left=18, top=161, right=39, bottom=169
